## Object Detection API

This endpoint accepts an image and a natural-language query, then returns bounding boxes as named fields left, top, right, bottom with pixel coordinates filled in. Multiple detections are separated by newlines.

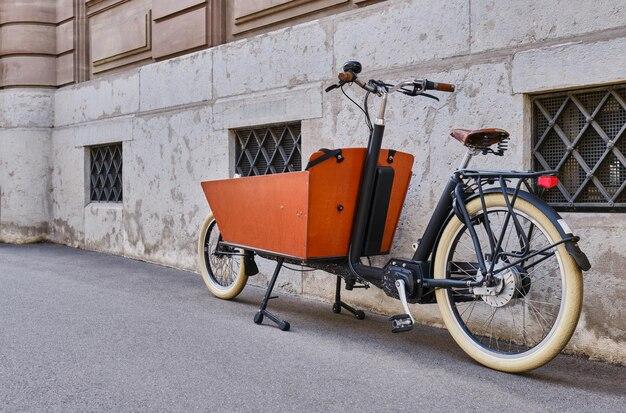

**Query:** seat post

left=458, top=148, right=480, bottom=170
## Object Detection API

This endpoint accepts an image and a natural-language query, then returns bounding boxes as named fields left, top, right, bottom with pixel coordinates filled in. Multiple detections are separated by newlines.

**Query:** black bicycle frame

left=345, top=120, right=575, bottom=291
left=346, top=120, right=458, bottom=287
left=347, top=123, right=388, bottom=282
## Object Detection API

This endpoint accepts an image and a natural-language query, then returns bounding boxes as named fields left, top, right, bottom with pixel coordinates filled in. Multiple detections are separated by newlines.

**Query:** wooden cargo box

left=201, top=148, right=413, bottom=260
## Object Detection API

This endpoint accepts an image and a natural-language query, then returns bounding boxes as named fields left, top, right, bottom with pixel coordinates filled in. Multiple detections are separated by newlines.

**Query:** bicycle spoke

left=459, top=300, right=477, bottom=317
left=446, top=207, right=563, bottom=355
left=205, top=222, right=242, bottom=288
left=526, top=301, right=548, bottom=336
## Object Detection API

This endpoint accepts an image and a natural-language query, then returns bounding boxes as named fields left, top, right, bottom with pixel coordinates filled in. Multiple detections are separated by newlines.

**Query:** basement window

left=532, top=84, right=626, bottom=211
left=89, top=143, right=123, bottom=202
left=233, top=122, right=302, bottom=176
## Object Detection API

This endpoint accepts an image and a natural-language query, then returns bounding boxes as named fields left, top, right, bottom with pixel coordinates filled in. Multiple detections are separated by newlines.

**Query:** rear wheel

left=434, top=193, right=582, bottom=372
left=197, top=213, right=247, bottom=299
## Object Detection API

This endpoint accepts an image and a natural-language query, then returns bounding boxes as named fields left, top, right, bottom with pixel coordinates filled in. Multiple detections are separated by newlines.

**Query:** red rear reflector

left=538, top=175, right=559, bottom=189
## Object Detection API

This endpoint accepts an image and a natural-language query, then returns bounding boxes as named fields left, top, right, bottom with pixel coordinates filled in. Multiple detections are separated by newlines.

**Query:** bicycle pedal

left=390, top=314, right=413, bottom=333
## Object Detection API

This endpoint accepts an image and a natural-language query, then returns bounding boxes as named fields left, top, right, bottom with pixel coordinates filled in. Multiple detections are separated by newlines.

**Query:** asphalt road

left=1, top=243, right=624, bottom=412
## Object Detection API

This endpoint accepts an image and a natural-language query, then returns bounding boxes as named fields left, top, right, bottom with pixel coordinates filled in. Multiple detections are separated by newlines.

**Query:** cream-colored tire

left=197, top=213, right=248, bottom=300
left=434, top=194, right=582, bottom=373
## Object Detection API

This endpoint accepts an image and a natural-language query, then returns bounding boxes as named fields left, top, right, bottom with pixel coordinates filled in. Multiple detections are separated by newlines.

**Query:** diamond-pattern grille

left=532, top=85, right=626, bottom=211
left=234, top=123, right=302, bottom=176
left=90, top=143, right=122, bottom=202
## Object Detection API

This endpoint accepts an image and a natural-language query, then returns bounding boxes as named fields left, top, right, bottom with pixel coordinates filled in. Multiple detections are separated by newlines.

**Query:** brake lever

left=368, top=79, right=391, bottom=93
left=398, top=87, right=439, bottom=101
left=420, top=92, right=439, bottom=101
left=325, top=79, right=351, bottom=92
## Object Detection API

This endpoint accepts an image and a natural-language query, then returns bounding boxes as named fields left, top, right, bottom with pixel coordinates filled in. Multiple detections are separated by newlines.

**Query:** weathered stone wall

left=1, top=0, right=625, bottom=362
left=0, top=89, right=53, bottom=243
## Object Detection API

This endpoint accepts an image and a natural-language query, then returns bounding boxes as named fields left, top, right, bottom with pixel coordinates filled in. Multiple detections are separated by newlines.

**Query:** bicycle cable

left=363, top=91, right=372, bottom=132
left=341, top=85, right=373, bottom=132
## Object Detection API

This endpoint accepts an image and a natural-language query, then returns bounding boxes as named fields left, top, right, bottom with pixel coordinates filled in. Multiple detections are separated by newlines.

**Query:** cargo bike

left=198, top=61, right=590, bottom=372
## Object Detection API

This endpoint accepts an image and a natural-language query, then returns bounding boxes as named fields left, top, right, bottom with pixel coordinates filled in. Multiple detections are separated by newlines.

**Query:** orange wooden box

left=201, top=148, right=413, bottom=260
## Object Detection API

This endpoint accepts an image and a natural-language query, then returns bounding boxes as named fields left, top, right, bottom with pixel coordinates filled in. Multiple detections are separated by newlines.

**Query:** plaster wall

left=1, top=0, right=625, bottom=362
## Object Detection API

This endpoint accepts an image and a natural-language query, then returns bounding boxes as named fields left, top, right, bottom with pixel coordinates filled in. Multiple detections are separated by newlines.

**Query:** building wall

left=0, top=0, right=74, bottom=87
left=225, top=0, right=381, bottom=40
left=1, top=0, right=625, bottom=362
left=0, top=0, right=380, bottom=87
left=0, top=89, right=53, bottom=242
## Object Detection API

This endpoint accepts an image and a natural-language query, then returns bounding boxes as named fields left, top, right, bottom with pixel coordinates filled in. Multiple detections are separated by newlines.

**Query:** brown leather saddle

left=450, top=128, right=509, bottom=149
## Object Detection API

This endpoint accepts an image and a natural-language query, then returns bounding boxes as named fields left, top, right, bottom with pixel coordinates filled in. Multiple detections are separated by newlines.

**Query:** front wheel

left=197, top=213, right=248, bottom=300
left=434, top=193, right=582, bottom=372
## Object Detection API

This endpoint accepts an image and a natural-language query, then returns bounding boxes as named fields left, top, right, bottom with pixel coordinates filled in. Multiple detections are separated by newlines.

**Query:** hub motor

left=472, top=264, right=525, bottom=308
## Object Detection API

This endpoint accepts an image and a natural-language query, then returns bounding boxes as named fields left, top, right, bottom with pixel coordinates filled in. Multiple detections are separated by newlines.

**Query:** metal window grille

left=89, top=143, right=123, bottom=202
left=532, top=85, right=626, bottom=211
left=234, top=123, right=302, bottom=176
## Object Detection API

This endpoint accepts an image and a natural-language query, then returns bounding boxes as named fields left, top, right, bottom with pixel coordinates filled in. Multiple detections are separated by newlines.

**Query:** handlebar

left=424, top=80, right=455, bottom=92
left=327, top=61, right=456, bottom=132
left=332, top=71, right=455, bottom=95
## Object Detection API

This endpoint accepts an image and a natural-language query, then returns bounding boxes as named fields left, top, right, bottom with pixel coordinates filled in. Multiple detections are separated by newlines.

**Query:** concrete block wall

left=1, top=0, right=625, bottom=362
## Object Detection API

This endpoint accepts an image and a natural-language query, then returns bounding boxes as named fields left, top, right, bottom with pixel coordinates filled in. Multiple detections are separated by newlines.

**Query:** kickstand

left=332, top=276, right=365, bottom=320
left=253, top=258, right=290, bottom=331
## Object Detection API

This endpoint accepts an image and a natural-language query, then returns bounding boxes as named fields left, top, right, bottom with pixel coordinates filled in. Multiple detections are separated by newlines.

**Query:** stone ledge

left=54, top=71, right=140, bottom=127
left=0, top=89, right=54, bottom=128
left=139, top=49, right=212, bottom=112
left=333, top=0, right=470, bottom=72
left=212, top=21, right=332, bottom=98
left=70, top=116, right=134, bottom=148
left=212, top=82, right=323, bottom=130
left=511, top=37, right=626, bottom=94
left=471, top=0, right=626, bottom=53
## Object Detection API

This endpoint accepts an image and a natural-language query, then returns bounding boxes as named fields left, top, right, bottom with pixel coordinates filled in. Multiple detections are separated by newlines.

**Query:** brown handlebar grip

left=432, top=82, right=455, bottom=92
left=338, top=71, right=355, bottom=82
